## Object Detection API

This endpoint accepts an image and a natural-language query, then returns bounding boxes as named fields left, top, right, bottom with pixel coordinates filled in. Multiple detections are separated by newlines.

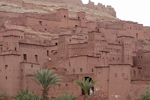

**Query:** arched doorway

left=82, top=77, right=94, bottom=95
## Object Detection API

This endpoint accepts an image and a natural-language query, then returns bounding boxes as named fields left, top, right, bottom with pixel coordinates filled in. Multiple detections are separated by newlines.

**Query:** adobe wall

left=0, top=55, right=21, bottom=96
left=94, top=66, right=109, bottom=94
left=133, top=51, right=150, bottom=77
left=125, top=23, right=144, bottom=40
left=19, top=43, right=47, bottom=67
left=0, top=30, right=25, bottom=41
left=0, top=35, right=22, bottom=96
left=109, top=64, right=131, bottom=100
left=69, top=43, right=87, bottom=57
left=107, top=43, right=123, bottom=64
left=129, top=81, right=150, bottom=100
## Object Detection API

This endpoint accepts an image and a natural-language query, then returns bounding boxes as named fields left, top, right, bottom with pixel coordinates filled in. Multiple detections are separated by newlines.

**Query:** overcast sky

left=82, top=0, right=150, bottom=26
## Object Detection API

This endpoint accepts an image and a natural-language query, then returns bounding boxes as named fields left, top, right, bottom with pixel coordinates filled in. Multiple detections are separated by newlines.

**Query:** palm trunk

left=42, top=90, right=49, bottom=100
left=84, top=94, right=88, bottom=100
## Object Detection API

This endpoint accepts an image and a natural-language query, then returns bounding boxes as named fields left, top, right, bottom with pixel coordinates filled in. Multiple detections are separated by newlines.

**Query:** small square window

left=5, top=65, right=8, bottom=69
left=92, top=69, right=93, bottom=72
left=80, top=68, right=82, bottom=72
left=73, top=69, right=75, bottom=72
left=23, top=54, right=27, bottom=61
left=39, top=21, right=42, bottom=25
left=35, top=55, right=38, bottom=62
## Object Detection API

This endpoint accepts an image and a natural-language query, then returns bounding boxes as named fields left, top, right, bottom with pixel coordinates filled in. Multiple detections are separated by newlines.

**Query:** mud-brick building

left=0, top=8, right=150, bottom=100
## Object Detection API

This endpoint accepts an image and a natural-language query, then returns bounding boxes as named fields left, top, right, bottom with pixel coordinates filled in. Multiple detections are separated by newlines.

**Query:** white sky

left=82, top=0, right=150, bottom=26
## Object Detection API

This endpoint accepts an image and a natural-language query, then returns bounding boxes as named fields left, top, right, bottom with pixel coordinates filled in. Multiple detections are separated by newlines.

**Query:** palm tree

left=51, top=93, right=76, bottom=100
left=12, top=88, right=42, bottom=100
left=32, top=69, right=62, bottom=100
left=0, top=91, right=6, bottom=100
left=75, top=77, right=98, bottom=100
left=141, top=86, right=150, bottom=100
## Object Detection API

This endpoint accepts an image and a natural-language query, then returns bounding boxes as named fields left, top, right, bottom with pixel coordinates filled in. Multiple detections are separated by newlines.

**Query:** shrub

left=141, top=86, right=150, bottom=100
left=50, top=93, right=76, bottom=100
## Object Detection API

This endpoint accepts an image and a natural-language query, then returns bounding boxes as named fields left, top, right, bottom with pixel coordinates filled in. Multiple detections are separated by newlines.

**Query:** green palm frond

left=32, top=69, right=62, bottom=91
left=0, top=91, right=7, bottom=100
left=32, top=69, right=62, bottom=100
left=75, top=78, right=99, bottom=95
left=12, top=89, right=42, bottom=100
left=51, top=93, right=76, bottom=100
left=141, top=86, right=150, bottom=100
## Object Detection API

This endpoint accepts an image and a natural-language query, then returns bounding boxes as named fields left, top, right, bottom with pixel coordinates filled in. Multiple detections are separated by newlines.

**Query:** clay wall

left=74, top=27, right=88, bottom=34
left=68, top=43, right=87, bottom=57
left=19, top=43, right=47, bottom=67
left=104, top=29, right=119, bottom=42
left=106, top=22, right=126, bottom=30
left=27, top=17, right=61, bottom=28
left=27, top=17, right=80, bottom=31
left=20, top=62, right=40, bottom=90
left=77, top=12, right=86, bottom=27
left=68, top=19, right=80, bottom=28
left=58, top=35, right=72, bottom=60
left=87, top=56, right=105, bottom=71
left=86, top=22, right=100, bottom=31
left=133, top=51, right=150, bottom=77
left=0, top=35, right=22, bottom=97
left=87, top=32, right=108, bottom=56
left=117, top=36, right=134, bottom=65
left=71, top=38, right=85, bottom=44
left=69, top=56, right=92, bottom=74
left=9, top=16, right=27, bottom=26
left=0, top=55, right=22, bottom=96
left=109, top=64, right=131, bottom=100
left=50, top=39, right=59, bottom=46
left=129, top=81, right=150, bottom=100
left=126, top=23, right=144, bottom=39
left=0, top=30, right=25, bottom=41
left=0, top=11, right=22, bottom=18
left=107, top=43, right=123, bottom=64
left=94, top=67, right=109, bottom=93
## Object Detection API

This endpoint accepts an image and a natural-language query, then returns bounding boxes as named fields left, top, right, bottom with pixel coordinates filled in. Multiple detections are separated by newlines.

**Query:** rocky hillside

left=0, top=0, right=119, bottom=22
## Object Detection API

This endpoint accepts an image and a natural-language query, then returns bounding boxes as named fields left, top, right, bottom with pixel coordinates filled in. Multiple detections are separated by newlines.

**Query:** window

left=80, top=68, right=82, bottom=72
left=136, top=33, right=138, bottom=38
left=78, top=17, right=80, bottom=19
left=31, top=65, right=33, bottom=68
left=73, top=69, right=75, bottom=72
left=23, top=54, right=27, bottom=61
left=39, top=21, right=42, bottom=25
left=15, top=47, right=17, bottom=51
left=64, top=15, right=66, bottom=18
left=47, top=50, right=49, bottom=56
left=55, top=43, right=58, bottom=45
left=35, top=55, right=38, bottom=62
left=5, top=65, right=8, bottom=69
left=6, top=76, right=7, bottom=79
left=75, top=25, right=78, bottom=27
left=69, top=62, right=71, bottom=67
left=92, top=69, right=93, bottom=72
left=21, top=69, right=23, bottom=72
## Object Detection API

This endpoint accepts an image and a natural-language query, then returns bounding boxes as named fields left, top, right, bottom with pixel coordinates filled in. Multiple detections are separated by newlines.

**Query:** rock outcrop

left=85, top=0, right=116, bottom=17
